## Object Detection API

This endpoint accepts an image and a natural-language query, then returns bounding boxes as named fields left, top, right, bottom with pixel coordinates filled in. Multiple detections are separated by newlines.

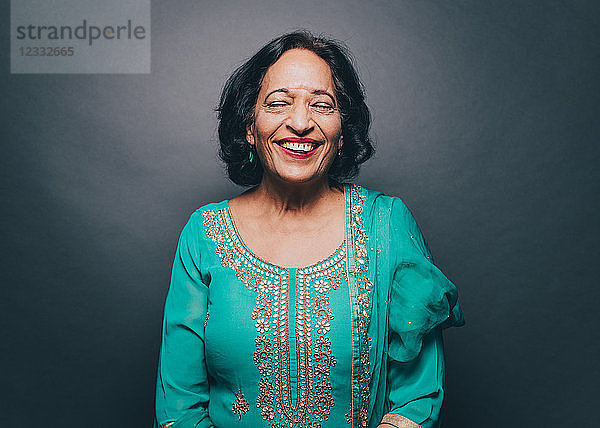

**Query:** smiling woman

left=154, top=30, right=464, bottom=428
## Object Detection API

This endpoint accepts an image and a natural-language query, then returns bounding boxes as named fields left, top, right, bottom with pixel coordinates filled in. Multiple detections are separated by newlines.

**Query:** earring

left=249, top=150, right=254, bottom=163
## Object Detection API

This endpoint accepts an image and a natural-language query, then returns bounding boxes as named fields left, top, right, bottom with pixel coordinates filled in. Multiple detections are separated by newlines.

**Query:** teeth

left=280, top=141, right=317, bottom=152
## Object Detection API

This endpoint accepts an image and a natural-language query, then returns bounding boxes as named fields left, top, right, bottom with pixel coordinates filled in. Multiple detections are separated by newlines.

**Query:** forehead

left=260, top=49, right=335, bottom=93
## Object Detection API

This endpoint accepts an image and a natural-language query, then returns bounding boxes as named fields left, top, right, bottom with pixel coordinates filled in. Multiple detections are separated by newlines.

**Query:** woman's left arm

left=379, top=197, right=464, bottom=428
left=379, top=329, right=445, bottom=428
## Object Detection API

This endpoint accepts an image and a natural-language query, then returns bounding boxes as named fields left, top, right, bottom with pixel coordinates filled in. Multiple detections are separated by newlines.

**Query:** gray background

left=2, top=1, right=599, bottom=427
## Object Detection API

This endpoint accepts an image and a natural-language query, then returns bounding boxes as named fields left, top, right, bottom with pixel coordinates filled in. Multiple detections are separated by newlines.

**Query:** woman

left=154, top=31, right=463, bottom=428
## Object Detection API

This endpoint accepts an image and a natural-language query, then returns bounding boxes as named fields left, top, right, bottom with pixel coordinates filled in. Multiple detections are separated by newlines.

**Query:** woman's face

left=246, top=48, right=343, bottom=185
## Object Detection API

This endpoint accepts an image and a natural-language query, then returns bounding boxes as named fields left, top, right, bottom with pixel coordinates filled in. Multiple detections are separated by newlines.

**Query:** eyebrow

left=264, top=88, right=337, bottom=105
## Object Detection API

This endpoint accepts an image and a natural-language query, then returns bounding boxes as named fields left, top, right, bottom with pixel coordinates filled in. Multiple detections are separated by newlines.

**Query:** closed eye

left=266, top=101, right=289, bottom=107
left=310, top=103, right=336, bottom=114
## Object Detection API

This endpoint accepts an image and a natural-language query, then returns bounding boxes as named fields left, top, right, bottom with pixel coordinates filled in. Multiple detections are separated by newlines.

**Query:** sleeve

left=154, top=211, right=214, bottom=428
left=383, top=198, right=464, bottom=428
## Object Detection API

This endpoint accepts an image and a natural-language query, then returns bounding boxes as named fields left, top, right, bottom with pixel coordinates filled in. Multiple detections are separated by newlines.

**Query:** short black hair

left=216, top=30, right=374, bottom=187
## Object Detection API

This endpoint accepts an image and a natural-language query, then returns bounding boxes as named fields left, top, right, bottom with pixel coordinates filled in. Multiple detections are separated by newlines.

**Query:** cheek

left=319, top=116, right=342, bottom=136
left=254, top=113, right=281, bottom=137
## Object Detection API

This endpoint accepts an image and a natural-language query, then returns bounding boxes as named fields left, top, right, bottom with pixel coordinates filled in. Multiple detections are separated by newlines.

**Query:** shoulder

left=183, top=200, right=229, bottom=226
left=192, top=199, right=229, bottom=216
left=174, top=200, right=229, bottom=248
left=351, top=184, right=412, bottom=223
left=354, top=184, right=432, bottom=257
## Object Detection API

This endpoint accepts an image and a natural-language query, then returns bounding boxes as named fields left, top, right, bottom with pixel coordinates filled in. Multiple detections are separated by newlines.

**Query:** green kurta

left=154, top=184, right=464, bottom=428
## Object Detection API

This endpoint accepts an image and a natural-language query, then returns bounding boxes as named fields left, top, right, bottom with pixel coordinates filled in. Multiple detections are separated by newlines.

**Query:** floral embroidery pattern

left=203, top=207, right=347, bottom=428
left=349, top=184, right=373, bottom=427
left=232, top=389, right=249, bottom=420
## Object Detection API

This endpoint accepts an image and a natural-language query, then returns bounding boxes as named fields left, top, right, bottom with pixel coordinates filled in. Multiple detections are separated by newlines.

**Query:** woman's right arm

left=154, top=212, right=214, bottom=428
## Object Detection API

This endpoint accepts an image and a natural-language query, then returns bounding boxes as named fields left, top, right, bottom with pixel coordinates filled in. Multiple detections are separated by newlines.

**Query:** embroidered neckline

left=203, top=206, right=347, bottom=427
left=224, top=197, right=346, bottom=271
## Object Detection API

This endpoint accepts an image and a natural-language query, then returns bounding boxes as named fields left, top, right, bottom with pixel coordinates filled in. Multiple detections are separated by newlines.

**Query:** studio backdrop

left=2, top=1, right=599, bottom=427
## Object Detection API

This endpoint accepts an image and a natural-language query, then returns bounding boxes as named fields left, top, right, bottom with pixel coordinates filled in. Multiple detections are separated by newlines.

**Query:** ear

left=338, top=134, right=344, bottom=150
left=246, top=122, right=255, bottom=146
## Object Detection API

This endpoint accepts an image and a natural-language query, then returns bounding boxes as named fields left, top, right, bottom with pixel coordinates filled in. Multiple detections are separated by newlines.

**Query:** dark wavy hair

left=217, top=30, right=374, bottom=187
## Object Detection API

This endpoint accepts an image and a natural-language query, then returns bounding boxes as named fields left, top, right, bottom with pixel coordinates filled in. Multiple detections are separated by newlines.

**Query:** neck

left=253, top=174, right=340, bottom=214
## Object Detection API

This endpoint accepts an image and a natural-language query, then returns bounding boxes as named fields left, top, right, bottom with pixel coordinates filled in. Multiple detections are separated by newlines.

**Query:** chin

left=276, top=171, right=325, bottom=185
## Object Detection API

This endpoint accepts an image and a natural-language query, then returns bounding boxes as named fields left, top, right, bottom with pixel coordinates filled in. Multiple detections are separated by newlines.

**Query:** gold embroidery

left=381, top=413, right=423, bottom=428
left=203, top=207, right=347, bottom=427
left=232, top=389, right=249, bottom=420
left=349, top=184, right=373, bottom=428
left=203, top=311, right=210, bottom=328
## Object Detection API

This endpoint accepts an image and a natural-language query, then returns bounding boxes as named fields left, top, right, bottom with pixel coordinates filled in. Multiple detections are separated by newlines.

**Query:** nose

left=286, top=103, right=314, bottom=135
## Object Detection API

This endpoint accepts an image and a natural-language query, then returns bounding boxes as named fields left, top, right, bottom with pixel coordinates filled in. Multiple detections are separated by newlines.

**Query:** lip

left=276, top=137, right=322, bottom=159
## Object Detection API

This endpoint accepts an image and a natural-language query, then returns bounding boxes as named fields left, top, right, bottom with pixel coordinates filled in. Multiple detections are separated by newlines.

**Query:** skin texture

left=246, top=48, right=344, bottom=186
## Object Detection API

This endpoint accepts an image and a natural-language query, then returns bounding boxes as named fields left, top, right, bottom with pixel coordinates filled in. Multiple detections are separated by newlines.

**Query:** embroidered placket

left=344, top=185, right=373, bottom=427
left=203, top=205, right=348, bottom=428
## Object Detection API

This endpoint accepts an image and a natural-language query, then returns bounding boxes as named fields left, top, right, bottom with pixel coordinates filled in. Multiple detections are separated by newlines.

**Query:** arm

left=154, top=212, right=214, bottom=428
left=380, top=330, right=445, bottom=428
left=380, top=197, right=464, bottom=428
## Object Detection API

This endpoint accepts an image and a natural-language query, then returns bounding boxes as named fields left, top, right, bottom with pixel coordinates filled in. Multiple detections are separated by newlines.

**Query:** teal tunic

left=154, top=184, right=464, bottom=428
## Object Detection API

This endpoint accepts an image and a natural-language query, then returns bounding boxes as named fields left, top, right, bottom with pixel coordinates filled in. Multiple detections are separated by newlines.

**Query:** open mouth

left=276, top=139, right=321, bottom=154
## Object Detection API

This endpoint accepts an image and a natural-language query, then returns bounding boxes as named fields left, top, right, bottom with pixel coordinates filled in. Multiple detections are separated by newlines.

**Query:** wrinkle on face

left=247, top=49, right=343, bottom=186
